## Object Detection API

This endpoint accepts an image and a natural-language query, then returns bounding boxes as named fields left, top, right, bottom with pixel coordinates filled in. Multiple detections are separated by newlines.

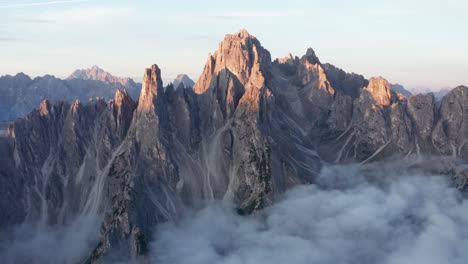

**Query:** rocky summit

left=0, top=30, right=468, bottom=262
left=172, top=74, right=195, bottom=89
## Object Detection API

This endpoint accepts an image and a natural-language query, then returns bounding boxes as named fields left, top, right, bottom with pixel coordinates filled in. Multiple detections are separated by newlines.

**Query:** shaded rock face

left=1, top=29, right=468, bottom=262
left=0, top=68, right=141, bottom=122
left=391, top=83, right=412, bottom=97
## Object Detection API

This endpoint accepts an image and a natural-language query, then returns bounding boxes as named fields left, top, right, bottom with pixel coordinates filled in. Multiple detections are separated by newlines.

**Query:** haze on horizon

left=0, top=0, right=467, bottom=90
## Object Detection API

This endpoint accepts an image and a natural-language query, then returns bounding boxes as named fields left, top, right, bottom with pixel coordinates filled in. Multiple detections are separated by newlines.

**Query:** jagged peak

left=368, top=76, right=390, bottom=85
left=440, top=85, right=468, bottom=101
left=452, top=85, right=468, bottom=92
left=193, top=29, right=271, bottom=94
left=90, top=65, right=104, bottom=72
left=14, top=72, right=30, bottom=78
left=302, top=48, right=320, bottom=65
left=67, top=65, right=134, bottom=86
left=114, top=89, right=132, bottom=106
left=13, top=72, right=32, bottom=82
left=364, top=77, right=392, bottom=106
left=137, top=64, right=163, bottom=113
left=70, top=99, right=81, bottom=113
left=173, top=73, right=195, bottom=89
left=115, top=88, right=128, bottom=97
left=237, top=28, right=253, bottom=39
left=276, top=52, right=297, bottom=65
left=39, top=99, right=51, bottom=116
left=145, top=64, right=163, bottom=88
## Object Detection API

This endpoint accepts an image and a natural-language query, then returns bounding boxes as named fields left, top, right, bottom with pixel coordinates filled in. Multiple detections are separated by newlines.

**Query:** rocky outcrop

left=0, top=69, right=141, bottom=121
left=1, top=29, right=468, bottom=262
left=432, top=86, right=468, bottom=158
left=194, top=29, right=271, bottom=94
left=391, top=83, right=412, bottom=97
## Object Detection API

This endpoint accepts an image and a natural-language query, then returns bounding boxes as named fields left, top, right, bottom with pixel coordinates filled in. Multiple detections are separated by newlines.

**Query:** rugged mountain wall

left=1, top=30, right=467, bottom=262
left=0, top=69, right=141, bottom=121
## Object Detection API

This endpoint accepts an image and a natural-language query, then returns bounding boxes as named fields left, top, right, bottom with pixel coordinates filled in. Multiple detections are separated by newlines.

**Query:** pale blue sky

left=0, top=0, right=467, bottom=89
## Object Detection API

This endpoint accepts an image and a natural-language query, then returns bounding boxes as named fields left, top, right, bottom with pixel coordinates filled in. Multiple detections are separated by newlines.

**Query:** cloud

left=1, top=159, right=467, bottom=263
left=35, top=5, right=135, bottom=24
left=160, top=9, right=304, bottom=22
left=0, top=215, right=100, bottom=263
left=0, top=0, right=91, bottom=9
left=0, top=37, right=21, bottom=42
left=221, top=9, right=305, bottom=19
left=17, top=18, right=52, bottom=24
left=150, top=161, right=468, bottom=264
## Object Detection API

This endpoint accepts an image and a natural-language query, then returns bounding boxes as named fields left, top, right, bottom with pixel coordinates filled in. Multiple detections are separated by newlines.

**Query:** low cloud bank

left=1, top=161, right=468, bottom=263
left=151, top=163, right=468, bottom=264
left=0, top=216, right=100, bottom=264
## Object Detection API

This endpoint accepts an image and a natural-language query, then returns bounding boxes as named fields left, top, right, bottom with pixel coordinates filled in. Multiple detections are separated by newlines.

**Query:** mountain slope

left=1, top=30, right=468, bottom=262
left=0, top=68, right=141, bottom=121
left=390, top=83, right=412, bottom=97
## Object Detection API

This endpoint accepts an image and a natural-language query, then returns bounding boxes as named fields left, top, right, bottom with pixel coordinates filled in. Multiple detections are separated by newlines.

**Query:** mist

left=0, top=216, right=100, bottom=264
left=151, top=161, right=468, bottom=264
left=1, top=160, right=468, bottom=263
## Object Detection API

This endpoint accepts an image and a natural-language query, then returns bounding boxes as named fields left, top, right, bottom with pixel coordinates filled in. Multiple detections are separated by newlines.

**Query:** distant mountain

left=407, top=87, right=452, bottom=101
left=432, top=88, right=451, bottom=101
left=390, top=83, right=412, bottom=97
left=68, top=65, right=134, bottom=86
left=172, top=74, right=195, bottom=88
left=67, top=65, right=141, bottom=98
left=0, top=68, right=141, bottom=121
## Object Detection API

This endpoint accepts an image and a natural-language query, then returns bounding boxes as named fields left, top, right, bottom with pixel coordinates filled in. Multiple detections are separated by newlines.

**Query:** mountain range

left=0, top=66, right=141, bottom=122
left=1, top=29, right=468, bottom=263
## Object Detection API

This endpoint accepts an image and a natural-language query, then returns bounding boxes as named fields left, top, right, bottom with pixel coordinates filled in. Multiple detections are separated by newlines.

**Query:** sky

left=0, top=0, right=467, bottom=90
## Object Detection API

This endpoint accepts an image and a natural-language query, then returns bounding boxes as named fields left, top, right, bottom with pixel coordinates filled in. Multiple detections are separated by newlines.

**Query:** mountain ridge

left=1, top=29, right=468, bottom=263
left=67, top=65, right=138, bottom=87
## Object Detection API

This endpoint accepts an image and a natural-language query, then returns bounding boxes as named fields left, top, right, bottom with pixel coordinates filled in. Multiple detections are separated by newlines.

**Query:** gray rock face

left=0, top=68, right=141, bottom=121
left=390, top=83, right=412, bottom=97
left=1, top=29, right=468, bottom=262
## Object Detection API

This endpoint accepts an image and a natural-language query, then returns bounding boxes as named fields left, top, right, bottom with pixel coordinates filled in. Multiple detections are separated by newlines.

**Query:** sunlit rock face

left=1, top=29, right=468, bottom=262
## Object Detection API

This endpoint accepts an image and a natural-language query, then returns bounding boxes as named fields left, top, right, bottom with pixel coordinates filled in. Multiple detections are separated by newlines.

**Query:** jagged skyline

left=0, top=0, right=467, bottom=90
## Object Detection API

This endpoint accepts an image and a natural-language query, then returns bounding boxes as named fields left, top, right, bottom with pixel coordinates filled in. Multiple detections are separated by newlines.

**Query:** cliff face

left=1, top=30, right=468, bottom=262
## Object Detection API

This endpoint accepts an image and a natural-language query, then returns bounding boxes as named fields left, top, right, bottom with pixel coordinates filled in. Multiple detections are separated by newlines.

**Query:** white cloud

left=36, top=5, right=135, bottom=23
left=221, top=9, right=305, bottom=19
left=0, top=0, right=91, bottom=9
left=1, top=159, right=468, bottom=263
left=151, top=162, right=468, bottom=264
left=0, top=216, right=100, bottom=263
